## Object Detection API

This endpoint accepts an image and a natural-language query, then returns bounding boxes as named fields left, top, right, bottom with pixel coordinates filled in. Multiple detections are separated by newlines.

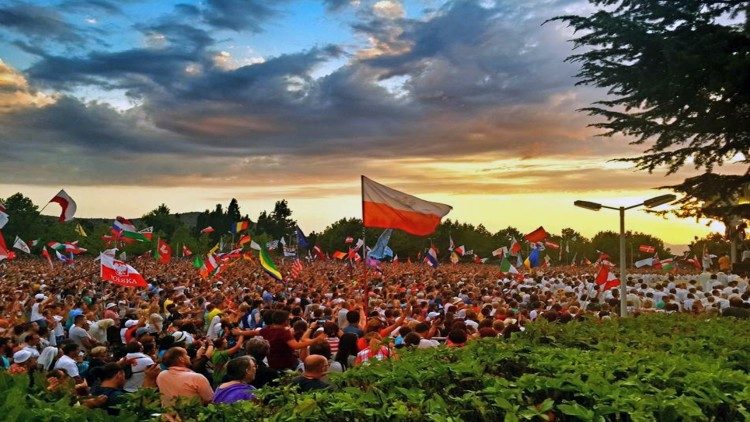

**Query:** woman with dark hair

left=333, top=333, right=358, bottom=371
left=245, top=337, right=278, bottom=388
left=446, top=328, right=468, bottom=347
left=212, top=356, right=257, bottom=404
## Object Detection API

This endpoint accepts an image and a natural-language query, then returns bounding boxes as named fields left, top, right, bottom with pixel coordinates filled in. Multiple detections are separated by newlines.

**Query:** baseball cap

left=105, top=303, right=116, bottom=309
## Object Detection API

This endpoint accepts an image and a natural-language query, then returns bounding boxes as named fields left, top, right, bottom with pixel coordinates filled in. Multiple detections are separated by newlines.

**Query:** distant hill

left=71, top=212, right=203, bottom=229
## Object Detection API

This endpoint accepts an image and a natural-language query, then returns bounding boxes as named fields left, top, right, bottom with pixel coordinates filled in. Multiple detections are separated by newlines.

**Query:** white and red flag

left=182, top=245, right=192, bottom=257
left=595, top=261, right=620, bottom=291
left=100, top=254, right=147, bottom=288
left=639, top=245, right=655, bottom=254
left=13, top=236, right=30, bottom=254
left=290, top=259, right=303, bottom=279
left=362, top=176, right=452, bottom=236
left=200, top=226, right=215, bottom=234
left=48, top=190, right=77, bottom=222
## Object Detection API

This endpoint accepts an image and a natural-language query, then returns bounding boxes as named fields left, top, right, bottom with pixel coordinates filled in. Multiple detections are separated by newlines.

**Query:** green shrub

left=1, top=314, right=748, bottom=421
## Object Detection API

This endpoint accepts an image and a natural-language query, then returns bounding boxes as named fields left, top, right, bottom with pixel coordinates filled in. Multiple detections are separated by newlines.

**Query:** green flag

left=499, top=256, right=519, bottom=274
left=193, top=255, right=204, bottom=269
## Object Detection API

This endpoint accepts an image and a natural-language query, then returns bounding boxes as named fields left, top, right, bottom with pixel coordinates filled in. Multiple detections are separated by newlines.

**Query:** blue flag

left=529, top=247, right=541, bottom=268
left=296, top=226, right=309, bottom=249
left=368, top=229, right=393, bottom=260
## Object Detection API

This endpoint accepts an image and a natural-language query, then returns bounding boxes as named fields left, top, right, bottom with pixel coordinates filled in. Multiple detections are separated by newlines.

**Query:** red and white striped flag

left=290, top=259, right=303, bottom=279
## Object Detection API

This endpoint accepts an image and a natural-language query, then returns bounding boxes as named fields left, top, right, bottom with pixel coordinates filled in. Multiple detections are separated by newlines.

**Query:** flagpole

left=361, top=175, right=368, bottom=317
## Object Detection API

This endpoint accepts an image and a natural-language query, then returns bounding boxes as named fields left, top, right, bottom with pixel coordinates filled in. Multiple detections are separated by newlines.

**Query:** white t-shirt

left=54, top=355, right=79, bottom=378
left=30, top=303, right=44, bottom=321
left=418, top=338, right=440, bottom=349
left=124, top=352, right=154, bottom=392
left=69, top=326, right=90, bottom=347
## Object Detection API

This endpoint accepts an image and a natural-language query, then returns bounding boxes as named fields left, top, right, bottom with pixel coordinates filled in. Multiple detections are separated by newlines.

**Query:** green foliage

left=552, top=1, right=750, bottom=223
left=3, top=315, right=749, bottom=421
left=141, top=204, right=184, bottom=240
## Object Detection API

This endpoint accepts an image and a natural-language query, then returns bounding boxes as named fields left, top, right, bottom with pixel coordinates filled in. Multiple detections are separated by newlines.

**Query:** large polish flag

left=362, top=176, right=452, bottom=236
left=48, top=190, right=77, bottom=222
left=100, top=254, right=147, bottom=287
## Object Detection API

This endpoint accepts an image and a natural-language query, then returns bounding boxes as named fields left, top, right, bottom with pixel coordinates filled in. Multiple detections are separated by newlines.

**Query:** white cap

left=124, top=319, right=139, bottom=328
left=13, top=350, right=32, bottom=363
left=35, top=294, right=47, bottom=300
left=105, top=303, right=116, bottom=309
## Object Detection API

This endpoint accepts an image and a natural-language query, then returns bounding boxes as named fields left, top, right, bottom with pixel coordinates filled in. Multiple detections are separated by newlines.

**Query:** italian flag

left=47, top=241, right=66, bottom=252
left=122, top=229, right=151, bottom=242
left=500, top=256, right=519, bottom=274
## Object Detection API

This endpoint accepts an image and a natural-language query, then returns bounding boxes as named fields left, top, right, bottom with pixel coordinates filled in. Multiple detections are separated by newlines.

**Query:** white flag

left=280, top=237, right=286, bottom=246
left=635, top=257, right=654, bottom=268
left=13, top=236, right=30, bottom=254
left=0, top=210, right=8, bottom=230
left=354, top=238, right=364, bottom=251
left=250, top=240, right=261, bottom=251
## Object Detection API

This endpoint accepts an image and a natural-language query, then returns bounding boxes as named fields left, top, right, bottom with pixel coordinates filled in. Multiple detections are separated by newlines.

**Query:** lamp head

left=643, top=194, right=676, bottom=208
left=574, top=200, right=602, bottom=211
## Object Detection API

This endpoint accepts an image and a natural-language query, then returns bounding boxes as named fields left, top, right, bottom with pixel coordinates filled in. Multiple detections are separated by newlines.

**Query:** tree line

left=0, top=193, right=736, bottom=265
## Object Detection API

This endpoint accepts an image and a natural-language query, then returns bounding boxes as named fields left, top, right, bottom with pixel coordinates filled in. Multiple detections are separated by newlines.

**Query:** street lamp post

left=574, top=194, right=676, bottom=317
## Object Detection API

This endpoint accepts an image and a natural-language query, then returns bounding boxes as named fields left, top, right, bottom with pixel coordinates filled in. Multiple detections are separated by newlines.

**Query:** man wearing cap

left=9, top=350, right=36, bottom=375
left=104, top=303, right=120, bottom=322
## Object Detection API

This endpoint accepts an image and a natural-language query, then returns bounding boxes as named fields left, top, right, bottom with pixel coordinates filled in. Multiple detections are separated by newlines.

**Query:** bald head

left=303, top=354, right=328, bottom=376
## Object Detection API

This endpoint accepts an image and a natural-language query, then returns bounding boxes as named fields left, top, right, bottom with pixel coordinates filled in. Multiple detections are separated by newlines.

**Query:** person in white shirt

left=54, top=343, right=82, bottom=382
left=69, top=315, right=96, bottom=350
left=124, top=341, right=155, bottom=392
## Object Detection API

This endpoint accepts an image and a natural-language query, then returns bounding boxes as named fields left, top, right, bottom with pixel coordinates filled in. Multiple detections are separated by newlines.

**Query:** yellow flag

left=75, top=223, right=87, bottom=237
left=209, top=243, right=220, bottom=255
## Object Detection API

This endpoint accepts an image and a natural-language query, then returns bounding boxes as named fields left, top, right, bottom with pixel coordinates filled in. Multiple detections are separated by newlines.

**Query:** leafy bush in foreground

left=1, top=314, right=749, bottom=421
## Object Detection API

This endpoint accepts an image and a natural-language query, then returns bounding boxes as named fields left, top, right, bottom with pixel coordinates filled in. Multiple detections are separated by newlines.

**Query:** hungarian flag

left=41, top=247, right=53, bottom=268
left=524, top=227, right=548, bottom=243
left=332, top=250, right=347, bottom=260
left=454, top=245, right=465, bottom=256
left=47, top=241, right=66, bottom=252
left=290, top=259, right=303, bottom=280
left=238, top=235, right=251, bottom=247
left=259, top=246, right=283, bottom=281
left=13, top=236, right=30, bottom=254
left=639, top=245, right=655, bottom=254
left=100, top=254, right=147, bottom=287
left=313, top=245, right=326, bottom=260
left=362, top=176, right=452, bottom=236
left=231, top=221, right=250, bottom=234
left=182, top=245, right=192, bottom=257
left=499, top=256, right=519, bottom=274
left=200, top=226, right=215, bottom=234
left=48, top=190, right=77, bottom=222
left=154, top=239, right=172, bottom=264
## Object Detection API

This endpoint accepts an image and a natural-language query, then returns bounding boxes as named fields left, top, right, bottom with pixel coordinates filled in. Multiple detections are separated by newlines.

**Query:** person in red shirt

left=259, top=310, right=326, bottom=371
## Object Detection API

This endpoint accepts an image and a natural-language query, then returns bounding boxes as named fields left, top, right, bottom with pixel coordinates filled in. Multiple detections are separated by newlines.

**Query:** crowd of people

left=0, top=254, right=748, bottom=414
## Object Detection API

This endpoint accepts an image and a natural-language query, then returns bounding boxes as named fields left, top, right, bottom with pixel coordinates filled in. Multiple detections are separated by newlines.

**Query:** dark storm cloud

left=0, top=0, right=620, bottom=189
left=0, top=2, right=85, bottom=44
left=201, top=0, right=283, bottom=32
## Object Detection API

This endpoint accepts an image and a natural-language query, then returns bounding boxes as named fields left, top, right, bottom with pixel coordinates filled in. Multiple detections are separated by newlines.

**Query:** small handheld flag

left=259, top=246, right=283, bottom=281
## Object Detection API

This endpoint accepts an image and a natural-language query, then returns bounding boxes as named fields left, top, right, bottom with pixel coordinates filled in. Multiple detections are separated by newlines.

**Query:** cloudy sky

left=0, top=0, right=731, bottom=244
